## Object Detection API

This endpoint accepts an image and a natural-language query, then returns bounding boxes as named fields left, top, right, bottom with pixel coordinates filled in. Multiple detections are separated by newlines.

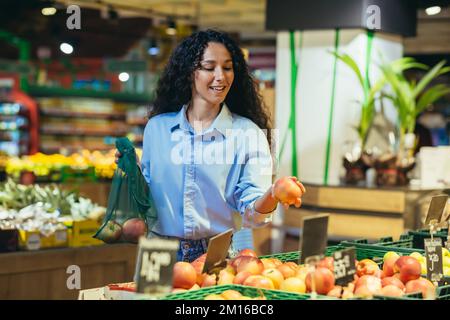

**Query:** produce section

left=1, top=0, right=450, bottom=309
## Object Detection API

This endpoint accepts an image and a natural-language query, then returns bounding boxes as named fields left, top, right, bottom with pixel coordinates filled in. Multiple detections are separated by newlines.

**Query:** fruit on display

left=356, top=259, right=381, bottom=277
left=5, top=150, right=118, bottom=180
left=261, top=268, right=284, bottom=289
left=381, top=276, right=405, bottom=290
left=170, top=248, right=440, bottom=300
left=204, top=289, right=266, bottom=300
left=394, top=256, right=421, bottom=284
left=172, top=262, right=197, bottom=289
left=379, top=285, right=404, bottom=297
left=232, top=256, right=264, bottom=275
left=305, top=267, right=336, bottom=295
left=233, top=271, right=252, bottom=285
left=243, top=275, right=275, bottom=289
left=122, top=218, right=148, bottom=243
left=280, top=277, right=306, bottom=293
left=201, top=273, right=217, bottom=287
left=405, top=278, right=436, bottom=299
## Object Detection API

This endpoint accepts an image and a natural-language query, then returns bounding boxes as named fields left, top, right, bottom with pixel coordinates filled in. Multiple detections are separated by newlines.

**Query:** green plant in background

left=331, top=52, right=386, bottom=150
left=380, top=58, right=450, bottom=158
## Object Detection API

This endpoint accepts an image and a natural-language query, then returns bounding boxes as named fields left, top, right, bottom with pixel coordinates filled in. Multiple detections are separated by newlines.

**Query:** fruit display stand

left=0, top=243, right=137, bottom=299
left=281, top=183, right=450, bottom=243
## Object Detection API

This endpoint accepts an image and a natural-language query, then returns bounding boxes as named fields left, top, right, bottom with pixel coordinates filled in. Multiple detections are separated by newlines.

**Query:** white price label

left=27, top=233, right=41, bottom=250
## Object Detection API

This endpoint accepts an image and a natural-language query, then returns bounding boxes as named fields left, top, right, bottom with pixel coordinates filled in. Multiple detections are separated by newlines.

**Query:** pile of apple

left=171, top=248, right=438, bottom=299
left=204, top=289, right=267, bottom=300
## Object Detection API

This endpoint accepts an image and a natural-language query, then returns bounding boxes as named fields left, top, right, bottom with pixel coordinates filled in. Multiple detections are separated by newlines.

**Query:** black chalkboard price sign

left=424, top=238, right=444, bottom=286
left=135, top=237, right=179, bottom=295
left=333, top=247, right=357, bottom=286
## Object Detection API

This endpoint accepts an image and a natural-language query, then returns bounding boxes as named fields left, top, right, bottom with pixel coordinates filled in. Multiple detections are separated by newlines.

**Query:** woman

left=120, top=29, right=305, bottom=262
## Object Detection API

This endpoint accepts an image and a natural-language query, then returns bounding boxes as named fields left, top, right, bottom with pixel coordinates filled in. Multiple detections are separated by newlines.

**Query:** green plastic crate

left=436, top=284, right=450, bottom=300
left=408, top=228, right=448, bottom=250
left=342, top=235, right=425, bottom=255
left=163, top=284, right=329, bottom=300
left=259, top=245, right=345, bottom=262
left=260, top=244, right=421, bottom=263
left=339, top=239, right=425, bottom=260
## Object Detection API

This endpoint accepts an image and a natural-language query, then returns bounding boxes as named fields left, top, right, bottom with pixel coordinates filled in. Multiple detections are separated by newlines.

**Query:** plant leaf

left=416, top=84, right=450, bottom=115
left=413, top=60, right=448, bottom=98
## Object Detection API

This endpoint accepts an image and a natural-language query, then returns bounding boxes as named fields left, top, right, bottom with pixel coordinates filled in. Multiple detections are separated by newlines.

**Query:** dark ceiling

left=0, top=0, right=152, bottom=60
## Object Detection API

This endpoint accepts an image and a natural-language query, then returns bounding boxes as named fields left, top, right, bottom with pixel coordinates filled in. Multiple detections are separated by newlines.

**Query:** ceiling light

left=425, top=6, right=441, bottom=15
left=60, top=43, right=73, bottom=54
left=166, top=19, right=177, bottom=35
left=118, top=72, right=130, bottom=82
left=148, top=38, right=160, bottom=56
left=41, top=7, right=57, bottom=16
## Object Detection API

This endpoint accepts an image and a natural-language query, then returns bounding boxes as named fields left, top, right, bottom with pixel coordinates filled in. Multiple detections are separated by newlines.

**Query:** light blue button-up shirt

left=141, top=104, right=273, bottom=240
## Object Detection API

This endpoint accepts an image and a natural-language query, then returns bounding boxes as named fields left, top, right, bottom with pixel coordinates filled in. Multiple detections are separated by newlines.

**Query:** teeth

left=210, top=86, right=225, bottom=91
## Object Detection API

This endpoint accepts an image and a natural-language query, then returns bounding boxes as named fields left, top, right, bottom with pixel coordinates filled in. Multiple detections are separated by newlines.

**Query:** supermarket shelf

left=40, top=145, right=114, bottom=153
left=40, top=128, right=128, bottom=137
left=126, top=118, right=148, bottom=126
left=28, top=85, right=153, bottom=104
left=40, top=108, right=126, bottom=120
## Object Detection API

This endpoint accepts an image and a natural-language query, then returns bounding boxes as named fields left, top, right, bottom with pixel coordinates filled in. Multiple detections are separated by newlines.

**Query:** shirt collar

left=170, top=103, right=233, bottom=138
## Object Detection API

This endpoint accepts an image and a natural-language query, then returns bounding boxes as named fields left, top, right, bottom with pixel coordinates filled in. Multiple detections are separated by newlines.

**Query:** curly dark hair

left=150, top=29, right=272, bottom=145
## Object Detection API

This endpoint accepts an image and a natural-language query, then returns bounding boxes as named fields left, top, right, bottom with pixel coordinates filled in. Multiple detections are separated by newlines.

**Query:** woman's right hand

left=114, top=150, right=141, bottom=168
left=114, top=150, right=122, bottom=164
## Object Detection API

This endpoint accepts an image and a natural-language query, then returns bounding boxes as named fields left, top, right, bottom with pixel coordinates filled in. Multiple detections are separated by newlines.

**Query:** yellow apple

left=262, top=268, right=284, bottom=289
left=443, top=256, right=450, bottom=268
left=280, top=277, right=306, bottom=293
left=384, top=251, right=400, bottom=262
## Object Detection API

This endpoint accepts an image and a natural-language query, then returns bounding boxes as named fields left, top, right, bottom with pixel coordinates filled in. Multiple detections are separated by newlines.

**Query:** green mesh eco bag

left=94, top=137, right=157, bottom=243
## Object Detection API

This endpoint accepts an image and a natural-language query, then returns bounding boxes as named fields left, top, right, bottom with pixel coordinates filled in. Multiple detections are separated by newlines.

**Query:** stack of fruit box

left=63, top=219, right=104, bottom=247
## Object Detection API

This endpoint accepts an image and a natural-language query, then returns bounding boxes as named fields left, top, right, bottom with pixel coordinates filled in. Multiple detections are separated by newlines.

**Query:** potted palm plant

left=379, top=58, right=450, bottom=185
left=332, top=52, right=386, bottom=184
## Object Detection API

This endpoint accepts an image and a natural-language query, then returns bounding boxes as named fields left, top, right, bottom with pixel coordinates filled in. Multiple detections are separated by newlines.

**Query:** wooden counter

left=0, top=244, right=137, bottom=300
left=281, top=183, right=449, bottom=241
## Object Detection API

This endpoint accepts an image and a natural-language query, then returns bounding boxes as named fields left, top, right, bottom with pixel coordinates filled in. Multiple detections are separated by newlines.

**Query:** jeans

left=148, top=231, right=209, bottom=263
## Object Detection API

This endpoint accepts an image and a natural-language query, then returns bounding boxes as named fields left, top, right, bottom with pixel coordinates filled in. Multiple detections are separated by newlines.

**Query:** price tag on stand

left=424, top=195, right=448, bottom=225
left=332, top=247, right=357, bottom=286
left=424, top=238, right=444, bottom=286
left=135, top=237, right=178, bottom=295
left=299, top=214, right=329, bottom=264
left=202, top=228, right=233, bottom=274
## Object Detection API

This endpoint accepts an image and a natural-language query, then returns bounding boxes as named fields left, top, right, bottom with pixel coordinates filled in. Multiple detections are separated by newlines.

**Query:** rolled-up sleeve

left=233, top=127, right=274, bottom=228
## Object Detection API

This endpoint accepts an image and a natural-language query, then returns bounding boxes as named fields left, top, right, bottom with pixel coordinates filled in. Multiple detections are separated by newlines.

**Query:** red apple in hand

left=273, top=177, right=305, bottom=207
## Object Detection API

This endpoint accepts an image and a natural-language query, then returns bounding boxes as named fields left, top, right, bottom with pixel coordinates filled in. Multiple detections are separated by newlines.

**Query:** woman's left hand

left=272, top=176, right=306, bottom=210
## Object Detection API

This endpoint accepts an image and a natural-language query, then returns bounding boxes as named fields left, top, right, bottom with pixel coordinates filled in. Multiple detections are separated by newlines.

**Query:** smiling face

left=192, top=42, right=234, bottom=107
